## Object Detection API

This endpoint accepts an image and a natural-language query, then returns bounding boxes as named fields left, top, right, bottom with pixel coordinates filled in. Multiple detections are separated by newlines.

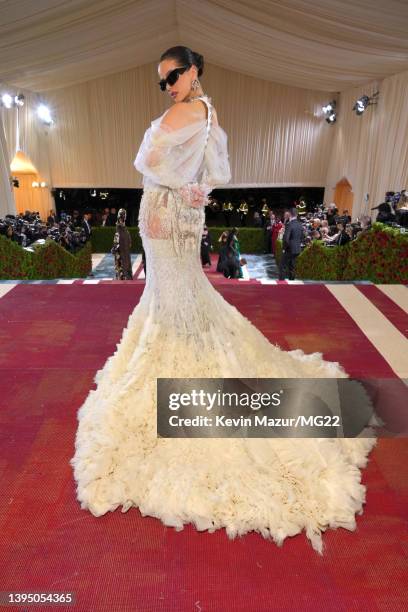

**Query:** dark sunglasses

left=158, top=65, right=190, bottom=91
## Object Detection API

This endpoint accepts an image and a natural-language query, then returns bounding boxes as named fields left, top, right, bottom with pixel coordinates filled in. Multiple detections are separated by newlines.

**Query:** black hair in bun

left=160, top=46, right=204, bottom=77
left=192, top=52, right=204, bottom=77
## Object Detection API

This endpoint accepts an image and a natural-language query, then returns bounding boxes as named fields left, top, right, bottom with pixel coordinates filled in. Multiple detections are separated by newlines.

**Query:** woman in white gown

left=71, top=46, right=376, bottom=553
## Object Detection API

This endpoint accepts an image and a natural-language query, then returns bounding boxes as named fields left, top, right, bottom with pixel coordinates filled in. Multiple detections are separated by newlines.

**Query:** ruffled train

left=71, top=237, right=376, bottom=554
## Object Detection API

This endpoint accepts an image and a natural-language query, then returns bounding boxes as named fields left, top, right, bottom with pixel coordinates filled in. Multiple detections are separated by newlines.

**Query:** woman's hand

left=179, top=183, right=212, bottom=209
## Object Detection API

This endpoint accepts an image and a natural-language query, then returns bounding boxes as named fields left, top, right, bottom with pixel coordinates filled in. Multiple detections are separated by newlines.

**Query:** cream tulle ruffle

left=71, top=238, right=376, bottom=554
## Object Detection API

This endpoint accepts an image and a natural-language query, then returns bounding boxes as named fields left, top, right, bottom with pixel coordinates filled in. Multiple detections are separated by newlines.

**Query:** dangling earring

left=191, top=78, right=200, bottom=91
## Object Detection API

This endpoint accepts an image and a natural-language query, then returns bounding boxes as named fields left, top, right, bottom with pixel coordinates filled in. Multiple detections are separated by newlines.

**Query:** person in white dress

left=71, top=46, right=376, bottom=554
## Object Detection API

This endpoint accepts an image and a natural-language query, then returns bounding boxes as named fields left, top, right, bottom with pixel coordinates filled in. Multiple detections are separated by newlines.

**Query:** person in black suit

left=82, top=211, right=92, bottom=241
left=278, top=207, right=303, bottom=280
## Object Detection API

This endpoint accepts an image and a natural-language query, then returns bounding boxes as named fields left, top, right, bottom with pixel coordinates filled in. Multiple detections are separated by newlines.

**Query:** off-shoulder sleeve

left=202, top=125, right=232, bottom=187
left=134, top=116, right=207, bottom=189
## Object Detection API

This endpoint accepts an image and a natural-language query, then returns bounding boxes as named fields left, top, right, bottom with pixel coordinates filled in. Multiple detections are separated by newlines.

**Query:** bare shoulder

left=190, top=98, right=220, bottom=126
left=160, top=101, right=203, bottom=130
left=160, top=99, right=220, bottom=130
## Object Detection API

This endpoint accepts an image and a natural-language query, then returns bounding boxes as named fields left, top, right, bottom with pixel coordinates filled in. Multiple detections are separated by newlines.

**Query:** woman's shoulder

left=189, top=97, right=219, bottom=126
left=160, top=98, right=219, bottom=130
left=160, top=101, right=204, bottom=131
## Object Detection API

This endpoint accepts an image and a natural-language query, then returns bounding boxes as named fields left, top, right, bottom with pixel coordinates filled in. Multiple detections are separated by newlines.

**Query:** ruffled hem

left=71, top=234, right=377, bottom=554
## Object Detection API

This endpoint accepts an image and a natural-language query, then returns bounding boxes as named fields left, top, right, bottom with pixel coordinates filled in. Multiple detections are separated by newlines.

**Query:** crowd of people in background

left=0, top=206, right=127, bottom=252
left=278, top=203, right=370, bottom=252
left=371, top=190, right=408, bottom=227
left=199, top=202, right=374, bottom=281
left=200, top=189, right=408, bottom=280
left=3, top=188, right=406, bottom=281
left=205, top=189, right=408, bottom=232
left=262, top=201, right=393, bottom=257
left=0, top=209, right=92, bottom=252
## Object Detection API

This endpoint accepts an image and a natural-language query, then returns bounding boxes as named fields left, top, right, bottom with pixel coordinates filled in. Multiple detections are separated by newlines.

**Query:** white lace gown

left=71, top=95, right=376, bottom=553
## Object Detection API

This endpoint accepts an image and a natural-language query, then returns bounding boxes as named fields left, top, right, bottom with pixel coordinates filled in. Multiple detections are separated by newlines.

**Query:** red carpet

left=0, top=283, right=407, bottom=611
left=356, top=285, right=408, bottom=339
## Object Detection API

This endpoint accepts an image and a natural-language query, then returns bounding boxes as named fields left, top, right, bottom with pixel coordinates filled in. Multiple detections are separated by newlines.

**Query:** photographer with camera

left=325, top=202, right=339, bottom=228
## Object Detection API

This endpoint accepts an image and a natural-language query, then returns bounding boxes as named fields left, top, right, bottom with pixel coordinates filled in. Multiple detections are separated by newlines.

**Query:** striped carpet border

left=0, top=278, right=393, bottom=285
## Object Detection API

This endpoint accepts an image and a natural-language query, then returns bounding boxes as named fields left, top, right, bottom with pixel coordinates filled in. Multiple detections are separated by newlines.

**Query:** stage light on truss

left=1, top=93, right=13, bottom=108
left=352, top=91, right=379, bottom=115
left=322, top=102, right=334, bottom=114
left=322, top=100, right=337, bottom=124
left=1, top=93, right=25, bottom=109
left=14, top=94, right=25, bottom=106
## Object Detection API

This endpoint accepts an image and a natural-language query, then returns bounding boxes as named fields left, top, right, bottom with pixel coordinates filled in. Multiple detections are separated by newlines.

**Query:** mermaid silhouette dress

left=71, top=95, right=376, bottom=553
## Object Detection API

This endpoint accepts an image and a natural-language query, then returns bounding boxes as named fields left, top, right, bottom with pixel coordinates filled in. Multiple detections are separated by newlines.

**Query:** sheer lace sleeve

left=134, top=116, right=208, bottom=189
left=134, top=96, right=232, bottom=192
left=201, top=125, right=232, bottom=187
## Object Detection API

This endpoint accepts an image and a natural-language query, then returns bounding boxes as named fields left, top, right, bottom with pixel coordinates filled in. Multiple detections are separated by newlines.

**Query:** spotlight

left=322, top=100, right=337, bottom=125
left=37, top=104, right=54, bottom=125
left=322, top=102, right=334, bottom=114
left=1, top=93, right=13, bottom=109
left=1, top=92, right=26, bottom=109
left=353, top=95, right=369, bottom=115
left=14, top=94, right=25, bottom=106
left=353, top=91, right=379, bottom=115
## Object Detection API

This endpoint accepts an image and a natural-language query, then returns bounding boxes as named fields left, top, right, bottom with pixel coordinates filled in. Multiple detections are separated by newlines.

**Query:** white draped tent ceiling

left=1, top=0, right=408, bottom=220
left=1, top=0, right=408, bottom=92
